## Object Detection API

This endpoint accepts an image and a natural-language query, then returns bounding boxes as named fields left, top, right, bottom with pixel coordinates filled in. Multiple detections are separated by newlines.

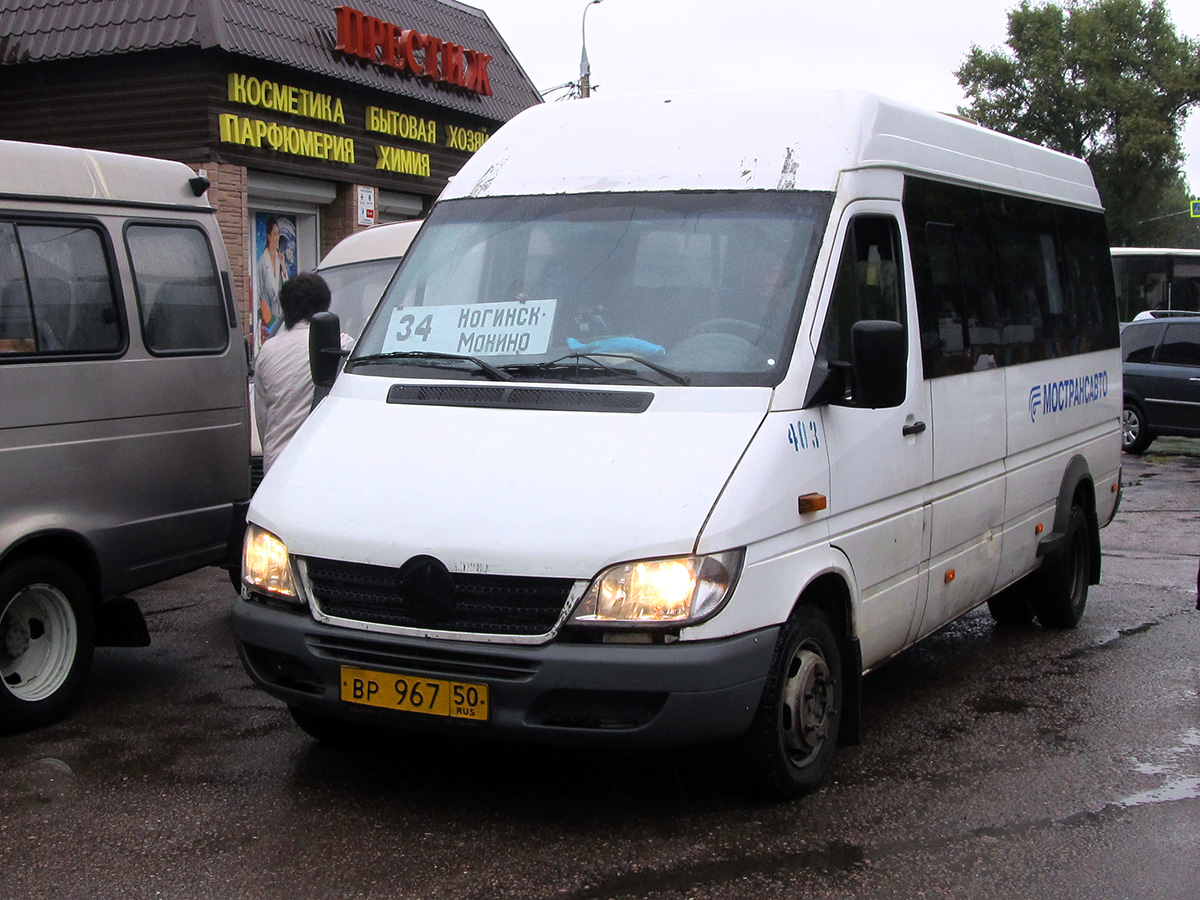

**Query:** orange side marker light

left=798, top=493, right=827, bottom=514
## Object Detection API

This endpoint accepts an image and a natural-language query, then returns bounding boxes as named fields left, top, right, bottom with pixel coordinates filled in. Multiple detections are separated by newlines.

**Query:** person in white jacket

left=253, top=272, right=349, bottom=473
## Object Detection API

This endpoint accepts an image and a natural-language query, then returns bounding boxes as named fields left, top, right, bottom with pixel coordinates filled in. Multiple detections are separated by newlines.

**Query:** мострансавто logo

left=1028, top=371, right=1109, bottom=422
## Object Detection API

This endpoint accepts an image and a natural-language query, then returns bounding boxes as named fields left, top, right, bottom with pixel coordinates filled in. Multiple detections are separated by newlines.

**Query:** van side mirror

left=309, top=311, right=345, bottom=392
left=851, top=320, right=907, bottom=409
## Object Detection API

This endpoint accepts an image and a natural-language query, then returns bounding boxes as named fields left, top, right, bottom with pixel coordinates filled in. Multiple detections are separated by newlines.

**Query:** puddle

left=1120, top=778, right=1200, bottom=807
left=1121, top=727, right=1200, bottom=809
left=1063, top=621, right=1159, bottom=659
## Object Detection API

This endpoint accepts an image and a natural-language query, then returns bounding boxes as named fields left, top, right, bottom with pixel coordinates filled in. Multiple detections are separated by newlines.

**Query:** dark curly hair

left=278, top=272, right=332, bottom=329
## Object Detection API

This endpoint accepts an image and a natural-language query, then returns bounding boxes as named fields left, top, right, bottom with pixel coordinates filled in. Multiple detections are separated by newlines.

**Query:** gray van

left=0, top=140, right=250, bottom=731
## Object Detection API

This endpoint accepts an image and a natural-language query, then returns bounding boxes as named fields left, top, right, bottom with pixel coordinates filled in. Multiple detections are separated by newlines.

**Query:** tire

left=1122, top=402, right=1153, bottom=454
left=739, top=605, right=843, bottom=800
left=0, top=557, right=95, bottom=733
left=986, top=582, right=1035, bottom=626
left=1032, top=505, right=1091, bottom=629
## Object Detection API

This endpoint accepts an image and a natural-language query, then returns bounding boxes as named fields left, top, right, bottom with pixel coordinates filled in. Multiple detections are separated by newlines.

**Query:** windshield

left=352, top=191, right=832, bottom=386
left=319, top=257, right=403, bottom=340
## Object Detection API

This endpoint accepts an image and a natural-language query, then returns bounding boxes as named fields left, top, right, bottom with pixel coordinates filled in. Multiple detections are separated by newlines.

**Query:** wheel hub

left=2, top=613, right=31, bottom=660
left=781, top=645, right=834, bottom=764
left=0, top=584, right=78, bottom=701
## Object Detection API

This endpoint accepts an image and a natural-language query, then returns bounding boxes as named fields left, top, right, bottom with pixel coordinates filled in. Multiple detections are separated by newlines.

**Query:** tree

left=956, top=0, right=1200, bottom=247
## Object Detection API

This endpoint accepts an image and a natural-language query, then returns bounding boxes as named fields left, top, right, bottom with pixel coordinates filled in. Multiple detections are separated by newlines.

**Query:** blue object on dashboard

left=567, top=336, right=666, bottom=357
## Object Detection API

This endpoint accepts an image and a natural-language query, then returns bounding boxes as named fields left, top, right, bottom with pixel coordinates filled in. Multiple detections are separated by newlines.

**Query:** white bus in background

left=1111, top=246, right=1200, bottom=321
left=314, top=218, right=422, bottom=339
left=233, top=90, right=1122, bottom=799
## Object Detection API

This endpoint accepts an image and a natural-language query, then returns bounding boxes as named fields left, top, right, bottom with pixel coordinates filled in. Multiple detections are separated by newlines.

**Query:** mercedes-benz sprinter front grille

left=304, top=557, right=576, bottom=636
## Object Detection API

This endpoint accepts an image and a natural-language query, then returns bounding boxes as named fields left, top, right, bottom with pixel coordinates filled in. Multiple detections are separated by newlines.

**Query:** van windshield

left=352, top=191, right=832, bottom=386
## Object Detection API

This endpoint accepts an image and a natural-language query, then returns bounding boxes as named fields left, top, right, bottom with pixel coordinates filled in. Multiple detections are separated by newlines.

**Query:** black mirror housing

left=851, top=320, right=907, bottom=409
left=309, top=311, right=344, bottom=389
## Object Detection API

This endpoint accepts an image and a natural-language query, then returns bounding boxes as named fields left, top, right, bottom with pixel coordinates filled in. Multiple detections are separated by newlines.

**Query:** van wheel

left=739, top=606, right=842, bottom=800
left=0, top=558, right=95, bottom=733
left=1122, top=402, right=1153, bottom=454
left=1033, top=505, right=1090, bottom=629
left=986, top=583, right=1035, bottom=626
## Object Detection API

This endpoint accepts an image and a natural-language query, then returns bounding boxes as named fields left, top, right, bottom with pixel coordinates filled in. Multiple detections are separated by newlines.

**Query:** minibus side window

left=1170, top=260, right=1200, bottom=313
left=816, top=215, right=905, bottom=405
left=0, top=222, right=36, bottom=353
left=987, top=194, right=1069, bottom=364
left=1055, top=207, right=1120, bottom=352
left=905, top=176, right=1118, bottom=373
left=127, top=224, right=228, bottom=354
left=2, top=221, right=123, bottom=356
left=1113, top=254, right=1169, bottom=321
left=906, top=182, right=1001, bottom=377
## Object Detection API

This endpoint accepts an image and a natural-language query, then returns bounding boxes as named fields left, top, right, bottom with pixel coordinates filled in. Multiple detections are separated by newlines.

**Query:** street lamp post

left=579, top=0, right=604, bottom=98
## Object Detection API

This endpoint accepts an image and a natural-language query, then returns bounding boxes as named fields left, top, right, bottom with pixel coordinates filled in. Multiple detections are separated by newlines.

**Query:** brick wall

left=321, top=182, right=372, bottom=259
left=200, top=161, right=251, bottom=335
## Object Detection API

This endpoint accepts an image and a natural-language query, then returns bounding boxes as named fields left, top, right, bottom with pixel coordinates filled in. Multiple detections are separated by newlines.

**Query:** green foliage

left=956, top=0, right=1200, bottom=247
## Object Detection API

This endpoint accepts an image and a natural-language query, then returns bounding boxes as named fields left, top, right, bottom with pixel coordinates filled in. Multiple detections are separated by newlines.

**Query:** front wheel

left=0, top=557, right=95, bottom=733
left=1032, top=505, right=1091, bottom=629
left=739, top=606, right=842, bottom=800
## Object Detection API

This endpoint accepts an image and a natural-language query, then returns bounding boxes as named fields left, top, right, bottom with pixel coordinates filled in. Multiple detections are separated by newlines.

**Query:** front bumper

left=232, top=596, right=778, bottom=746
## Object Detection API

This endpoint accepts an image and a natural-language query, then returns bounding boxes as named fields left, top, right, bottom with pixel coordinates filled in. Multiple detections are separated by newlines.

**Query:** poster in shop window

left=252, top=212, right=298, bottom=351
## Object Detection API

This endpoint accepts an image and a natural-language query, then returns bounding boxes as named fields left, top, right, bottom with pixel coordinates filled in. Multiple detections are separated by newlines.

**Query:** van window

left=0, top=222, right=35, bottom=352
left=905, top=183, right=1000, bottom=376
left=905, top=177, right=1117, bottom=377
left=126, top=224, right=228, bottom=354
left=0, top=220, right=122, bottom=356
left=358, top=191, right=833, bottom=387
left=1157, top=321, right=1200, bottom=366
left=815, top=215, right=906, bottom=404
left=1121, top=320, right=1165, bottom=363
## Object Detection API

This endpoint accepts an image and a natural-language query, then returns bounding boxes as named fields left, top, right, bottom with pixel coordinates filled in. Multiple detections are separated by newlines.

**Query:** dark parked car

left=1121, top=314, right=1200, bottom=453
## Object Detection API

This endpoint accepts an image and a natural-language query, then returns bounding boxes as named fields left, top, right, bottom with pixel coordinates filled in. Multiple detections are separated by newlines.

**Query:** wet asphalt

left=1, top=442, right=1198, bottom=900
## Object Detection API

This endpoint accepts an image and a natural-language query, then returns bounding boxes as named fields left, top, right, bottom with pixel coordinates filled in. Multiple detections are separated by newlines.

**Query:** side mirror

left=309, top=311, right=345, bottom=408
left=851, top=320, right=907, bottom=409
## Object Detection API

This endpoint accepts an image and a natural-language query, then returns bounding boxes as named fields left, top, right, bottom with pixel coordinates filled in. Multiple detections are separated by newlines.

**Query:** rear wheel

left=739, top=606, right=842, bottom=800
left=1032, top=505, right=1091, bottom=629
left=0, top=557, right=94, bottom=733
left=1122, top=402, right=1153, bottom=454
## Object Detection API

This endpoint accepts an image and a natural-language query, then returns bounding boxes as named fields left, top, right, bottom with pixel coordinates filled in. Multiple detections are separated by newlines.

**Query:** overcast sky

left=478, top=0, right=1200, bottom=199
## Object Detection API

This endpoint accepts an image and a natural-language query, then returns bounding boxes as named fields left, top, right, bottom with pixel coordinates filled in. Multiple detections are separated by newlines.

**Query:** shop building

left=0, top=0, right=541, bottom=344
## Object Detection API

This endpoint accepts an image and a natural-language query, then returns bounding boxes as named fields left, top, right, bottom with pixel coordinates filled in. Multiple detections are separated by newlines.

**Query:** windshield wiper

left=349, top=351, right=512, bottom=381
left=545, top=352, right=691, bottom=386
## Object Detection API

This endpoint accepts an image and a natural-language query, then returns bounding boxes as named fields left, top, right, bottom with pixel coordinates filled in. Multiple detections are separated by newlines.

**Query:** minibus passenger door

left=806, top=211, right=931, bottom=669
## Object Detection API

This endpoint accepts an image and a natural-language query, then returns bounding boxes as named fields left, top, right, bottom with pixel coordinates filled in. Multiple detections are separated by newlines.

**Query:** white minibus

left=233, top=91, right=1122, bottom=798
left=1, top=140, right=251, bottom=732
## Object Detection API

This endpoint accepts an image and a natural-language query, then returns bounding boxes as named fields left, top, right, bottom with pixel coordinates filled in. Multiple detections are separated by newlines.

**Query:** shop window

left=127, top=224, right=228, bottom=354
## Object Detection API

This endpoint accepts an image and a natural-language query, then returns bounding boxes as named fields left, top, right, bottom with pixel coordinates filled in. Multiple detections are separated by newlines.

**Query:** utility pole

left=579, top=0, right=604, bottom=98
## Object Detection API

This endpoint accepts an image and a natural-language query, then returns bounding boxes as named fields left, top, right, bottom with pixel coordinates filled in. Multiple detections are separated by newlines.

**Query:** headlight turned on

left=570, top=550, right=743, bottom=627
left=242, top=524, right=301, bottom=604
